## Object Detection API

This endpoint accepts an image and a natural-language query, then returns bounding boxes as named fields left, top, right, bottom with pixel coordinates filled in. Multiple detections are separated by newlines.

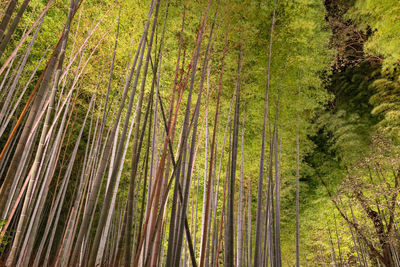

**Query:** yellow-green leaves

left=349, top=0, right=400, bottom=69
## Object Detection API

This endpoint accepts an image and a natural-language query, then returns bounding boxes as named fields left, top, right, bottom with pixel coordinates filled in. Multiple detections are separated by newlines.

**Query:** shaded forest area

left=0, top=0, right=399, bottom=266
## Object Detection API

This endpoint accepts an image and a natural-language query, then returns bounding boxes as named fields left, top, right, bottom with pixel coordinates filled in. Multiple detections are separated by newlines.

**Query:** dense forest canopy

left=0, top=0, right=399, bottom=266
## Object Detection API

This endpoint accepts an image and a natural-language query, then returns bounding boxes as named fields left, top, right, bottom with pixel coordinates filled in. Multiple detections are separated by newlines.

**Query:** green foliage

left=0, top=220, right=12, bottom=253
left=349, top=0, right=400, bottom=69
left=370, top=69, right=400, bottom=140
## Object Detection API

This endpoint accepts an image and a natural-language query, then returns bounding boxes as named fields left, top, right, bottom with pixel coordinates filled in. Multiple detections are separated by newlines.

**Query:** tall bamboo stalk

left=254, top=7, right=275, bottom=266
left=199, top=20, right=227, bottom=267
left=296, top=86, right=300, bottom=267
left=226, top=45, right=242, bottom=267
left=236, top=104, right=245, bottom=267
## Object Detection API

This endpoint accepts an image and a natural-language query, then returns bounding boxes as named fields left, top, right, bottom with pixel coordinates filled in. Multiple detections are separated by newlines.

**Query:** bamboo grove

left=0, top=0, right=399, bottom=266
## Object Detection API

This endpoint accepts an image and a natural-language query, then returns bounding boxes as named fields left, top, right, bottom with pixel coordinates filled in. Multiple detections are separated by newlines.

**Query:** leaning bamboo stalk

left=2, top=112, right=37, bottom=217
left=94, top=122, right=120, bottom=265
left=0, top=47, right=46, bottom=166
left=57, top=116, right=97, bottom=266
left=0, top=44, right=49, bottom=139
left=155, top=6, right=185, bottom=262
left=0, top=17, right=43, bottom=128
left=58, top=4, right=113, bottom=82
left=132, top=99, right=152, bottom=259
left=54, top=203, right=77, bottom=263
left=0, top=0, right=56, bottom=75
left=0, top=122, right=20, bottom=181
left=0, top=0, right=32, bottom=57
left=0, top=49, right=17, bottom=96
left=0, top=0, right=18, bottom=42
left=0, top=52, right=24, bottom=103
left=0, top=172, right=30, bottom=241
left=146, top=75, right=159, bottom=266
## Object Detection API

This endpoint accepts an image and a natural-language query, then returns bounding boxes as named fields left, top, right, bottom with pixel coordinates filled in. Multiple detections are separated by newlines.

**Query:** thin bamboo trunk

left=226, top=45, right=242, bottom=267
left=0, top=16, right=43, bottom=129
left=274, top=133, right=281, bottom=267
left=200, top=22, right=227, bottom=267
left=0, top=0, right=31, bottom=57
left=0, top=0, right=57, bottom=76
left=236, top=104, right=245, bottom=267
left=223, top=126, right=232, bottom=267
left=211, top=93, right=234, bottom=266
left=254, top=8, right=275, bottom=266
left=247, top=180, right=252, bottom=267
left=0, top=0, right=18, bottom=43
left=296, top=87, right=300, bottom=267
